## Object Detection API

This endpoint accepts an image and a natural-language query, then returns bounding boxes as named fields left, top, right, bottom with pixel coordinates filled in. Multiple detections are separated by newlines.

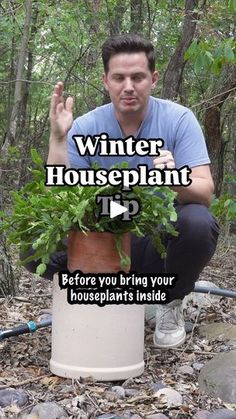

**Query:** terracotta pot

left=67, top=230, right=131, bottom=273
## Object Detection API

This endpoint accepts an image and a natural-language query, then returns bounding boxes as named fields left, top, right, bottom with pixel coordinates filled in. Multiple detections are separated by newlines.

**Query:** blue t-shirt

left=67, top=96, right=210, bottom=170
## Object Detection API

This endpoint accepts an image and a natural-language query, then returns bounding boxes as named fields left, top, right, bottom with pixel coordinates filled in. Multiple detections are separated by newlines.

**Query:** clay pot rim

left=69, top=228, right=131, bottom=235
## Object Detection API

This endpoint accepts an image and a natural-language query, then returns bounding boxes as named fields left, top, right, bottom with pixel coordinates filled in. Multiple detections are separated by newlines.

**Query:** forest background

left=0, top=0, right=235, bottom=295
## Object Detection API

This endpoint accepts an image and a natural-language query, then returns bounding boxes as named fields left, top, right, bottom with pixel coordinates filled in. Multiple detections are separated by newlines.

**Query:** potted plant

left=0, top=149, right=179, bottom=380
left=0, top=150, right=178, bottom=275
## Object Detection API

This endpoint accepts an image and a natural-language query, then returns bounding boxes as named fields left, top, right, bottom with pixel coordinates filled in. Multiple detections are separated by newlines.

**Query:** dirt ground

left=0, top=235, right=236, bottom=418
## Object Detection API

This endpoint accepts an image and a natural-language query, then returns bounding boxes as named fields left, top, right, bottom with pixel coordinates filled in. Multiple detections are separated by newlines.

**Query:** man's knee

left=176, top=204, right=219, bottom=244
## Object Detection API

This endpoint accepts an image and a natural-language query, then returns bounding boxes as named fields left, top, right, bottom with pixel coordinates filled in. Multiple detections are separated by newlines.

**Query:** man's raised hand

left=49, top=82, right=74, bottom=141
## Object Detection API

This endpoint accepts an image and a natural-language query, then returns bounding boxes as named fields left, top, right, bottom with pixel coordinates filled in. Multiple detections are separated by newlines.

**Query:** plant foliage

left=0, top=151, right=178, bottom=275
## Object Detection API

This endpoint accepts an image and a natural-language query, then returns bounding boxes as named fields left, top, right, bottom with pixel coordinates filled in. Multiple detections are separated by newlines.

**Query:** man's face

left=103, top=52, right=158, bottom=119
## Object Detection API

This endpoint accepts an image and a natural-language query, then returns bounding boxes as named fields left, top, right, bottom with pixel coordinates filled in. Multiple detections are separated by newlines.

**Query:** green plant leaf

left=184, top=39, right=198, bottom=61
left=36, top=263, right=47, bottom=275
left=170, top=211, right=178, bottom=222
left=229, top=0, right=236, bottom=13
left=194, top=53, right=206, bottom=73
left=31, top=149, right=43, bottom=166
left=1, top=154, right=178, bottom=274
left=224, top=42, right=235, bottom=62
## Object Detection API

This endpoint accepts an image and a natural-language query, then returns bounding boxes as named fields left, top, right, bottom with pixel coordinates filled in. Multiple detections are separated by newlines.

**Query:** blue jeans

left=21, top=204, right=219, bottom=301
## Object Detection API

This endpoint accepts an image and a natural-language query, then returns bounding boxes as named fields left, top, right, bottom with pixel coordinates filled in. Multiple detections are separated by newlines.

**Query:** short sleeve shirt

left=67, top=96, right=210, bottom=170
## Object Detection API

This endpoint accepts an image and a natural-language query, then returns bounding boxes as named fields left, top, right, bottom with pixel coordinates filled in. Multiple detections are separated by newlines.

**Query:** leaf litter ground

left=0, top=235, right=235, bottom=418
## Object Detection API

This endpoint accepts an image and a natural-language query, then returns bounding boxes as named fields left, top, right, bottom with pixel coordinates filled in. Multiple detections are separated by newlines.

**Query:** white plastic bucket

left=50, top=274, right=145, bottom=381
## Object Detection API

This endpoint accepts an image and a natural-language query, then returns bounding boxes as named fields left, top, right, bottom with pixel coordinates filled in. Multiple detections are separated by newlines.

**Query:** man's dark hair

left=102, top=33, right=155, bottom=73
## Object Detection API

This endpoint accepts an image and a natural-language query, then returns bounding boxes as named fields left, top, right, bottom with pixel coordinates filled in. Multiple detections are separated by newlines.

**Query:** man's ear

left=102, top=73, right=109, bottom=91
left=151, top=71, right=159, bottom=89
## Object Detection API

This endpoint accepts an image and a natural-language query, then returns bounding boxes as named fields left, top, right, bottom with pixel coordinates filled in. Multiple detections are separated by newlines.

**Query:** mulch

left=0, top=235, right=235, bottom=418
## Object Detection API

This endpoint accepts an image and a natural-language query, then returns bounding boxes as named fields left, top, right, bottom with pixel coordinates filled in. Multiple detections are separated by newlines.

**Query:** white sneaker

left=153, top=299, right=186, bottom=349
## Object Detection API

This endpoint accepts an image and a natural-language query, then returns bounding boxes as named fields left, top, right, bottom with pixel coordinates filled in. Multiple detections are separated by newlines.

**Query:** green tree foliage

left=1, top=1, right=234, bottom=148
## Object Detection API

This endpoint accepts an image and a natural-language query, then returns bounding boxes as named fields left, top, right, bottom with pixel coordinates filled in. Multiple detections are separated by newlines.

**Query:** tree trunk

left=4, top=0, right=16, bottom=150
left=18, top=4, right=39, bottom=187
left=204, top=65, right=236, bottom=196
left=130, top=0, right=143, bottom=34
left=0, top=235, right=16, bottom=297
left=0, top=0, right=32, bottom=296
left=161, top=0, right=199, bottom=99
left=1, top=0, right=32, bottom=160
left=106, top=0, right=127, bottom=36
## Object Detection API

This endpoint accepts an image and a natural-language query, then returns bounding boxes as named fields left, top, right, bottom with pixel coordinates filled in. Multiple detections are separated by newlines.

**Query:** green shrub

left=0, top=150, right=178, bottom=275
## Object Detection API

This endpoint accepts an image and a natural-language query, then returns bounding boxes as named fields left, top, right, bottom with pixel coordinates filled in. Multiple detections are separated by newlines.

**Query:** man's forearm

left=47, top=135, right=69, bottom=167
left=172, top=177, right=214, bottom=207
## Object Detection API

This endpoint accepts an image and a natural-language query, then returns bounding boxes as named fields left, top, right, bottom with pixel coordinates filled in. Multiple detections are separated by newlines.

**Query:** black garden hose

left=1, top=285, right=236, bottom=341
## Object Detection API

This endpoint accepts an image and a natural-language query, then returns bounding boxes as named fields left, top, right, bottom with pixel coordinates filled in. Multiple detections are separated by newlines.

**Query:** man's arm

left=172, top=165, right=214, bottom=207
left=47, top=82, right=74, bottom=166
left=153, top=150, right=214, bottom=207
